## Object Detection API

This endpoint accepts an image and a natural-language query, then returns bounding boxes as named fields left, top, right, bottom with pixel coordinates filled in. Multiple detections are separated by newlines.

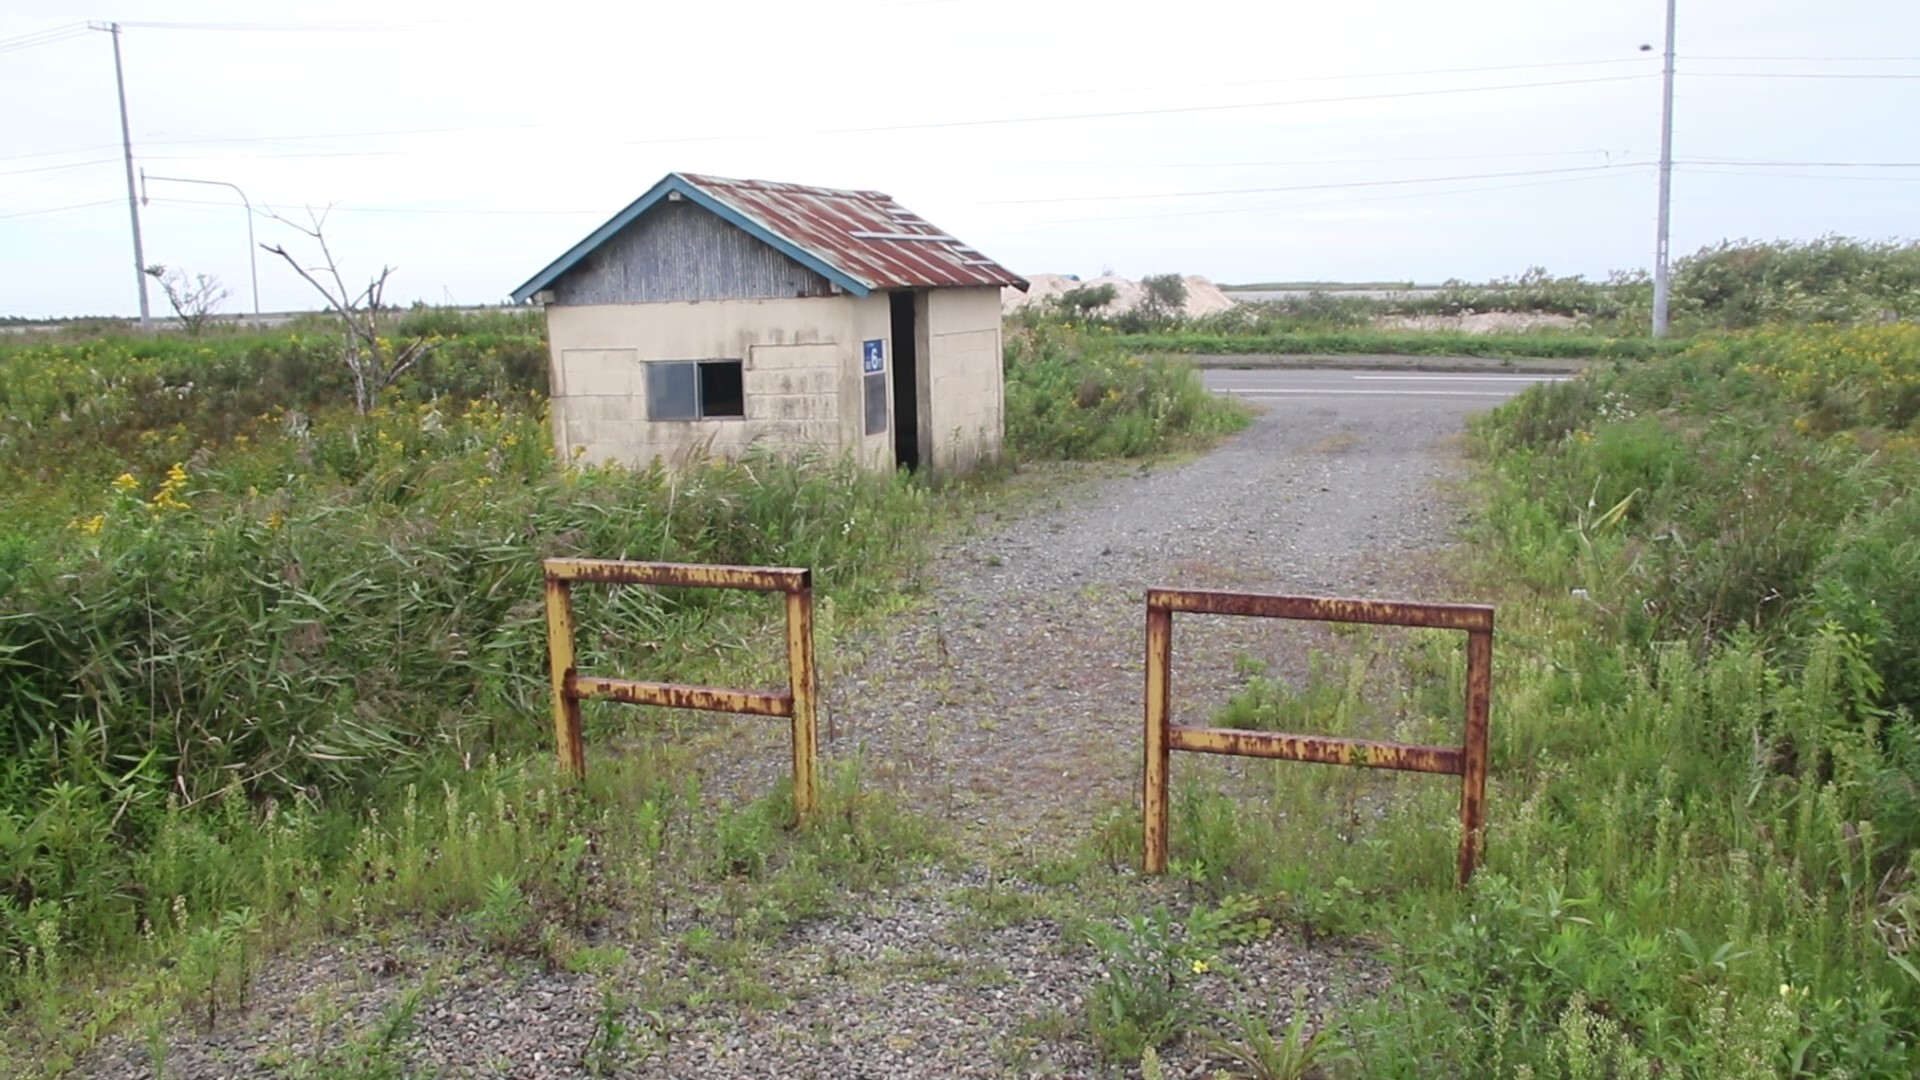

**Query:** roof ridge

left=676, top=171, right=895, bottom=203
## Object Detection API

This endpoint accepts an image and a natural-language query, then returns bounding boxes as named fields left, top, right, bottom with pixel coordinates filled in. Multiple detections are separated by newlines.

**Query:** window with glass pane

left=645, top=359, right=743, bottom=420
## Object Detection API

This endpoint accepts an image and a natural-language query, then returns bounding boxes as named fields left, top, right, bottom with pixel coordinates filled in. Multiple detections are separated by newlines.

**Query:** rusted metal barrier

left=542, top=559, right=819, bottom=820
left=1142, top=589, right=1493, bottom=886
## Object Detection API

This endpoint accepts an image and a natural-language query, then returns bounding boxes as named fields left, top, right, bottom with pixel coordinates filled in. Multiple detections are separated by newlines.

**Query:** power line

left=0, top=22, right=85, bottom=49
left=820, top=74, right=1657, bottom=136
left=115, top=20, right=473, bottom=32
left=149, top=196, right=603, bottom=216
left=1022, top=166, right=1654, bottom=228
left=1688, top=71, right=1920, bottom=80
left=144, top=150, right=404, bottom=162
left=0, top=22, right=89, bottom=55
left=153, top=164, right=1670, bottom=221
left=0, top=22, right=76, bottom=47
left=1036, top=148, right=1649, bottom=171
left=0, top=199, right=123, bottom=222
left=0, top=142, right=125, bottom=164
left=1685, top=54, right=1920, bottom=62
left=963, top=56, right=1651, bottom=106
left=9, top=72, right=1655, bottom=163
left=139, top=122, right=548, bottom=149
left=983, top=164, right=1641, bottom=206
left=0, top=156, right=122, bottom=178
left=1680, top=159, right=1920, bottom=168
left=1680, top=167, right=1920, bottom=183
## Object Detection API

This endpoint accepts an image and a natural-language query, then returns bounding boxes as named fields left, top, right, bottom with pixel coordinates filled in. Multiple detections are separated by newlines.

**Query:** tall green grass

left=1136, top=323, right=1920, bottom=1076
left=0, top=317, right=1240, bottom=1042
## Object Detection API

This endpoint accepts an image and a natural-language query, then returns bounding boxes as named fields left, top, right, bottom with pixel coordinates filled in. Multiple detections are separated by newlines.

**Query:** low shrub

left=1003, top=324, right=1250, bottom=459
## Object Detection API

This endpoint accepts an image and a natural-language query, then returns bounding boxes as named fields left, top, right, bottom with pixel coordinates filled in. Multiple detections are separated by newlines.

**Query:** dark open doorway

left=889, top=291, right=921, bottom=471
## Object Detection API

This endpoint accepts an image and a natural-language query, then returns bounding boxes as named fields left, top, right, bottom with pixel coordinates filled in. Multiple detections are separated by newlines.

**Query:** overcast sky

left=3, top=0, right=1915, bottom=317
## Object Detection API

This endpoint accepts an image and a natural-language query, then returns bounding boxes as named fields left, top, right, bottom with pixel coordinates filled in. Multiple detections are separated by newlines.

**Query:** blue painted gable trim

left=509, top=173, right=872, bottom=303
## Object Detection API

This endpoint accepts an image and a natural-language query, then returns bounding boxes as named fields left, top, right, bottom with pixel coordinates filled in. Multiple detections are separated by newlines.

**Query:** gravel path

left=78, top=386, right=1492, bottom=1079
left=798, top=381, right=1480, bottom=848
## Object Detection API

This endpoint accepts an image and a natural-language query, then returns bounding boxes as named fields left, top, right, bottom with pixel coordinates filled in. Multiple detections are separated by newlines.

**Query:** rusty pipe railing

left=542, top=559, right=819, bottom=821
left=1142, top=588, right=1493, bottom=886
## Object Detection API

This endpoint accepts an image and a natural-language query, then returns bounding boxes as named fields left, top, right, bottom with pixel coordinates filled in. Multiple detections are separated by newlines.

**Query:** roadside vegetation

left=8, top=250, right=1919, bottom=1075
left=0, top=311, right=1246, bottom=1073
left=1084, top=321, right=1920, bottom=1075
left=1022, top=237, right=1920, bottom=361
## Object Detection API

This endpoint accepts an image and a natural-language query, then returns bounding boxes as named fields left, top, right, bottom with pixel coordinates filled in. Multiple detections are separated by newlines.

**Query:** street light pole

left=1651, top=0, right=1678, bottom=338
left=140, top=171, right=262, bottom=316
left=91, top=22, right=150, bottom=328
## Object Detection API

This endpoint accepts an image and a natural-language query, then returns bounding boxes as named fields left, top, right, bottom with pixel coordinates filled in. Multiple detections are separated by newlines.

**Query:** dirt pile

left=1003, top=273, right=1237, bottom=318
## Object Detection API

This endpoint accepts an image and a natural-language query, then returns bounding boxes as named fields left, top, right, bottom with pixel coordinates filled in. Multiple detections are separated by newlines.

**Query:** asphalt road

left=1203, top=366, right=1564, bottom=406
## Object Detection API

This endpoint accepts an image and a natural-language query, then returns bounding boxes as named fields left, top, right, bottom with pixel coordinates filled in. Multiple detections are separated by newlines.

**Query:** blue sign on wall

left=862, top=339, right=885, bottom=374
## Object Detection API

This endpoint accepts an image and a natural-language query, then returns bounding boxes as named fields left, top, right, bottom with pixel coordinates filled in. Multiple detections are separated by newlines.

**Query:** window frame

left=644, top=358, right=746, bottom=422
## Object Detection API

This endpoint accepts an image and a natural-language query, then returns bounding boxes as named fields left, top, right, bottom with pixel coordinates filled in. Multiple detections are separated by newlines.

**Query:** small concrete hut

left=511, top=172, right=1027, bottom=473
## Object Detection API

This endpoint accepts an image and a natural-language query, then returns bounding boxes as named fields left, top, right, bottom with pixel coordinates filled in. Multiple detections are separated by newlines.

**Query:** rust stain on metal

left=680, top=173, right=1027, bottom=293
left=1459, top=627, right=1494, bottom=886
left=1168, top=726, right=1464, bottom=775
left=569, top=676, right=793, bottom=718
left=1142, top=605, right=1174, bottom=875
left=545, top=558, right=809, bottom=594
left=785, top=589, right=820, bottom=820
left=1140, top=587, right=1495, bottom=886
left=543, top=576, right=585, bottom=780
left=1147, top=588, right=1493, bottom=633
left=540, top=558, right=820, bottom=822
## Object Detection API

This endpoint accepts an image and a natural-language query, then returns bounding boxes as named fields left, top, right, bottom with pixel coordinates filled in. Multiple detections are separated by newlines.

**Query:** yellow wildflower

left=148, top=463, right=192, bottom=513
left=111, top=473, right=139, bottom=493
left=70, top=514, right=106, bottom=535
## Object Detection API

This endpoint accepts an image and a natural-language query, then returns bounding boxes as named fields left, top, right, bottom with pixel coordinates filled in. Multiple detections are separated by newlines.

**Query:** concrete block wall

left=541, top=287, right=1003, bottom=474
left=547, top=298, right=857, bottom=467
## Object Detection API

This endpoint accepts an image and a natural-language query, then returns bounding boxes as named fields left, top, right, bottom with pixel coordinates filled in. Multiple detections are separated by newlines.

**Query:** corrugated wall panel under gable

left=551, top=199, right=835, bottom=305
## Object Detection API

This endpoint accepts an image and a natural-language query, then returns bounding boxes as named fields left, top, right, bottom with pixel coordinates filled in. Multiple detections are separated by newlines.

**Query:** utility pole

left=91, top=22, right=151, bottom=328
left=1651, top=0, right=1678, bottom=338
left=141, top=171, right=262, bottom=316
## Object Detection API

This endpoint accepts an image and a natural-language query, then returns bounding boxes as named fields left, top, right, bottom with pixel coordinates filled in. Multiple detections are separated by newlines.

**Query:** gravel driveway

left=802, top=376, right=1484, bottom=846
left=80, top=382, right=1498, bottom=1079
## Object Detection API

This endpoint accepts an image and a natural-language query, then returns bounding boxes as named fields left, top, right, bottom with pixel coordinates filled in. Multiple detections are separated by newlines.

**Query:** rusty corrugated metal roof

left=679, top=173, right=1026, bottom=293
left=511, top=172, right=1026, bottom=303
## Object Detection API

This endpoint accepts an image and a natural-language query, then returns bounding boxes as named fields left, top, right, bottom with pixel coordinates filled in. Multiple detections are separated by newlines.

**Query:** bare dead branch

left=260, top=214, right=434, bottom=413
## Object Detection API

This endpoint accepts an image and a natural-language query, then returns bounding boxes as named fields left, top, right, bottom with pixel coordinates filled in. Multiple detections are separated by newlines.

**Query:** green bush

left=1673, top=237, right=1920, bottom=328
left=1110, top=329, right=1674, bottom=361
left=1003, top=325, right=1250, bottom=459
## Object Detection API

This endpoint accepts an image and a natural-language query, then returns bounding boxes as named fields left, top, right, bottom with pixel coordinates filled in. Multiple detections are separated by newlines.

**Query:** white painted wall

left=924, top=286, right=1005, bottom=472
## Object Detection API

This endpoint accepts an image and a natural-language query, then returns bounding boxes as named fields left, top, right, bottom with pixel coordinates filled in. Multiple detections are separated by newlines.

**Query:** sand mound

left=1004, top=274, right=1236, bottom=319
